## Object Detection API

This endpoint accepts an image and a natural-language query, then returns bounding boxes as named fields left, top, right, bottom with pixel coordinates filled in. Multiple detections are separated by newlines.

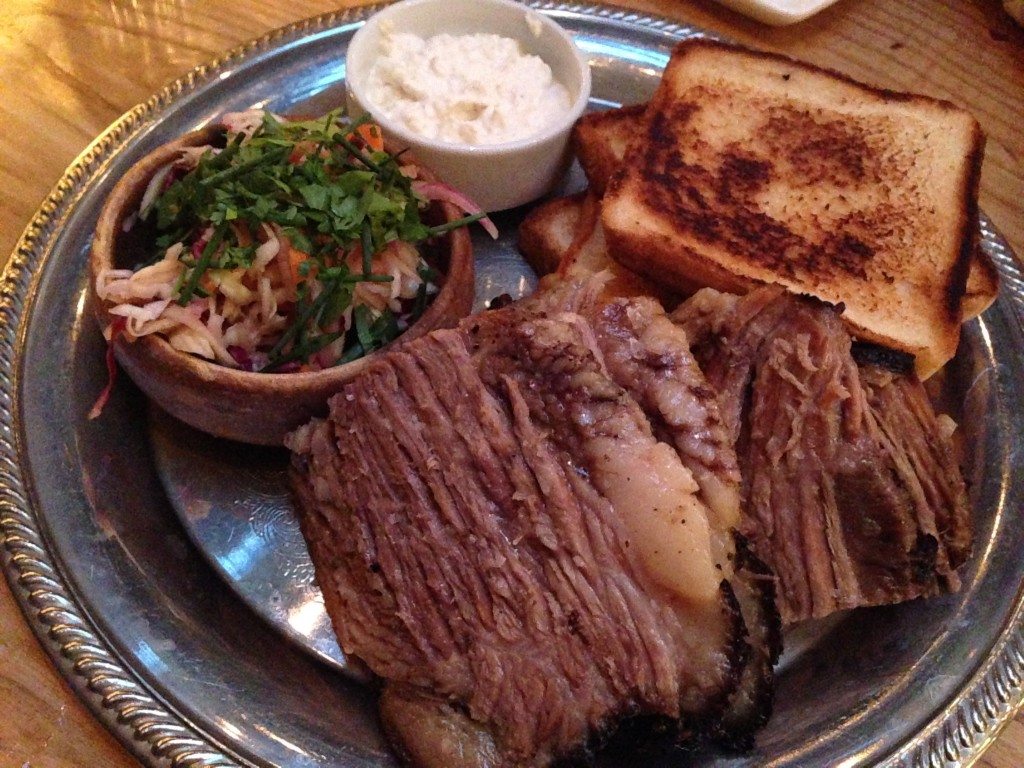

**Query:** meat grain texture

left=676, top=287, right=971, bottom=623
left=289, top=293, right=774, bottom=767
left=288, top=281, right=970, bottom=766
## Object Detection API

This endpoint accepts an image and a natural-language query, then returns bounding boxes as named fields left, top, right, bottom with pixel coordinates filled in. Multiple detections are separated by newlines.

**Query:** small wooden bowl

left=90, top=125, right=474, bottom=445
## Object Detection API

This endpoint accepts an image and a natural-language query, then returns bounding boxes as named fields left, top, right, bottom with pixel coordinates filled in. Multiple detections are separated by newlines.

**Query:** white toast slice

left=575, top=103, right=997, bottom=323
left=600, top=40, right=986, bottom=377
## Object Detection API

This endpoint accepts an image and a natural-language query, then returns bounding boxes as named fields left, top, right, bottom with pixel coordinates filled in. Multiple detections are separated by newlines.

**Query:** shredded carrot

left=349, top=123, right=384, bottom=153
left=346, top=244, right=364, bottom=272
left=231, top=222, right=253, bottom=247
left=287, top=246, right=311, bottom=289
left=287, top=140, right=316, bottom=164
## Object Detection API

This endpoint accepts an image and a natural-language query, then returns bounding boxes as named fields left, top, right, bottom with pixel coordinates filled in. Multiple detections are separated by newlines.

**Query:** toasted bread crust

left=601, top=38, right=986, bottom=377
left=573, top=104, right=646, bottom=196
left=576, top=102, right=997, bottom=323
left=517, top=191, right=675, bottom=303
left=662, top=39, right=976, bottom=113
left=964, top=244, right=1000, bottom=319
left=603, top=223, right=758, bottom=297
left=952, top=127, right=987, bottom=320
left=518, top=192, right=588, bottom=277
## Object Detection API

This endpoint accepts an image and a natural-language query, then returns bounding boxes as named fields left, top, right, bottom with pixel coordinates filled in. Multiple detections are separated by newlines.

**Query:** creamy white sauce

left=365, top=31, right=572, bottom=145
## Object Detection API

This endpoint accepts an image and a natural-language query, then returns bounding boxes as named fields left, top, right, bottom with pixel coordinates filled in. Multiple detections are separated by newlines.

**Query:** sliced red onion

left=177, top=145, right=214, bottom=169
left=88, top=317, right=127, bottom=420
left=228, top=345, right=254, bottom=371
left=185, top=299, right=207, bottom=318
left=221, top=109, right=269, bottom=137
left=249, top=351, right=270, bottom=371
left=411, top=180, right=498, bottom=239
left=161, top=167, right=181, bottom=191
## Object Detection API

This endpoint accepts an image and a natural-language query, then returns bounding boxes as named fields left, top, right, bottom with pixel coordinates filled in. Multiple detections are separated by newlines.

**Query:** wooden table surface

left=1, top=0, right=1021, bottom=766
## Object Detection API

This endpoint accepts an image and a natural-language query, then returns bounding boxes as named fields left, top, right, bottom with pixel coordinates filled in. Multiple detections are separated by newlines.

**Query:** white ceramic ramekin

left=345, top=0, right=592, bottom=212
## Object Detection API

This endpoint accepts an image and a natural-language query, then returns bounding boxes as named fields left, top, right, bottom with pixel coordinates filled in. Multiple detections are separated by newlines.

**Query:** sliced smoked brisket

left=289, top=305, right=748, bottom=767
left=673, top=287, right=972, bottom=624
left=537, top=279, right=779, bottom=739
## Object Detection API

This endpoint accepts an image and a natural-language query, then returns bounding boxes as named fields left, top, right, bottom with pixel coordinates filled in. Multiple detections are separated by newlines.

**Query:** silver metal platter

left=2, top=4, right=1024, bottom=768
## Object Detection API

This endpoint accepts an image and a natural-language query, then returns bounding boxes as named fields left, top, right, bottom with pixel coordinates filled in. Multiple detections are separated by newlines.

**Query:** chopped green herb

left=177, top=223, right=227, bottom=306
left=353, top=304, right=402, bottom=354
left=131, top=108, right=484, bottom=371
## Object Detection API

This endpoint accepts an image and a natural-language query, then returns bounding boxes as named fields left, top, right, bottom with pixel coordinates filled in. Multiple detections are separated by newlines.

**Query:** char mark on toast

left=850, top=341, right=916, bottom=375
left=573, top=101, right=996, bottom=320
left=598, top=39, right=986, bottom=377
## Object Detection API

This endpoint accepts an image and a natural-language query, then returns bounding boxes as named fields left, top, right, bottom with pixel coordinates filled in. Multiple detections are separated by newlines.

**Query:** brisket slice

left=535, top=280, right=779, bottom=738
left=289, top=306, right=745, bottom=767
left=715, top=534, right=780, bottom=743
left=466, top=310, right=745, bottom=710
left=673, top=287, right=972, bottom=624
left=859, top=366, right=972, bottom=579
left=580, top=294, right=742, bottom=536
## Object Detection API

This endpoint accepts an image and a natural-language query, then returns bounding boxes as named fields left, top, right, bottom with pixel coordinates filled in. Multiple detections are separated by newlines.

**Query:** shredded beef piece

left=674, top=287, right=972, bottom=623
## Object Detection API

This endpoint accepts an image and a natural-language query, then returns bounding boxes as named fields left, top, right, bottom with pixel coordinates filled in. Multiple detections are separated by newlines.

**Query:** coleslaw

left=95, top=108, right=493, bottom=375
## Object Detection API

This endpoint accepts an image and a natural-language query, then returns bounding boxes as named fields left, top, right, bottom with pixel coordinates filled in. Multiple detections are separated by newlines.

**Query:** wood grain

left=0, top=1, right=1021, bottom=766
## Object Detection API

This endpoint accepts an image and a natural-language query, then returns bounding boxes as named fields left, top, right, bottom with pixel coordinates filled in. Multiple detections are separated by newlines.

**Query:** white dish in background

left=713, top=0, right=842, bottom=25
left=345, top=0, right=591, bottom=212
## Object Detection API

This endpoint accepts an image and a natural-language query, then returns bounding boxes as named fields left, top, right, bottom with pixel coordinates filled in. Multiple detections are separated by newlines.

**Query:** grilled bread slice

left=963, top=240, right=1000, bottom=319
left=572, top=104, right=646, bottom=197
left=576, top=103, right=998, bottom=324
left=597, top=41, right=986, bottom=376
left=518, top=193, right=583, bottom=277
left=518, top=192, right=673, bottom=302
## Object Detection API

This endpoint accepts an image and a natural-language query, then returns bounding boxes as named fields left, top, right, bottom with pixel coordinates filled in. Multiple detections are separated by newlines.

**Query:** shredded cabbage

left=96, top=110, right=453, bottom=373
